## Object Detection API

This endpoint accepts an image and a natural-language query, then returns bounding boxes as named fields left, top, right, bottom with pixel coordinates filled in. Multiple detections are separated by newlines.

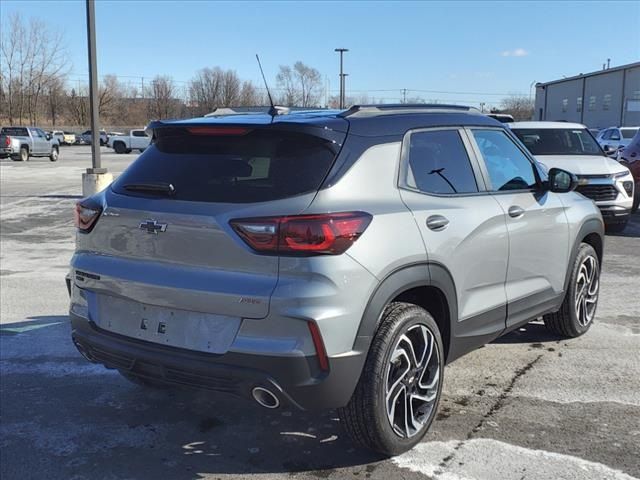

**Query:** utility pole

left=402, top=88, right=407, bottom=104
left=334, top=48, right=348, bottom=109
left=480, top=102, right=485, bottom=113
left=82, top=0, right=112, bottom=196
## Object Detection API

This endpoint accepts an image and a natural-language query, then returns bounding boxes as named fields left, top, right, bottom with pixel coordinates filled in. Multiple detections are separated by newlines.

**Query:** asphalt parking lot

left=1, top=146, right=639, bottom=480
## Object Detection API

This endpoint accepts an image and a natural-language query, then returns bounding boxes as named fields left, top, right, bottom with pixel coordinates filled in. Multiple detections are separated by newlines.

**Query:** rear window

left=621, top=128, right=639, bottom=139
left=1, top=127, right=28, bottom=136
left=112, top=128, right=339, bottom=203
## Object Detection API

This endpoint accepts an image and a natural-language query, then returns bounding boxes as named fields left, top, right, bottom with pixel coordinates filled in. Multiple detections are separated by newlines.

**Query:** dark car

left=618, top=130, right=640, bottom=213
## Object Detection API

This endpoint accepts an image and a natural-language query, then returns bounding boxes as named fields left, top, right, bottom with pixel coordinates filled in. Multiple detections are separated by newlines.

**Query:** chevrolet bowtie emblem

left=139, top=220, right=167, bottom=234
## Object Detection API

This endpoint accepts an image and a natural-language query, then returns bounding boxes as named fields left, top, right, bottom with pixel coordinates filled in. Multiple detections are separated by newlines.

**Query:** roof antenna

left=256, top=54, right=284, bottom=117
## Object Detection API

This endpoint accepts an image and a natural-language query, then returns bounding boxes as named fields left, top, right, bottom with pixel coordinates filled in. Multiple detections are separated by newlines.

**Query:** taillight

left=230, top=212, right=372, bottom=256
left=4, top=136, right=10, bottom=147
left=74, top=201, right=102, bottom=233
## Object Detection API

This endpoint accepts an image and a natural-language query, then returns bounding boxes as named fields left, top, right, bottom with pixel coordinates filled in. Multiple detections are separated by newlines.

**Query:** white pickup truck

left=107, top=129, right=150, bottom=154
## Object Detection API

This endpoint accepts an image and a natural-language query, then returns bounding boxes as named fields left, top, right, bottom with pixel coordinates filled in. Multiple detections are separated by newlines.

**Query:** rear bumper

left=70, top=312, right=366, bottom=410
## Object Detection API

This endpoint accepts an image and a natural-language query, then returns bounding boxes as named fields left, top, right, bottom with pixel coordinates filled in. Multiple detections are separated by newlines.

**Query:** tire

left=606, top=221, right=628, bottom=234
left=338, top=302, right=444, bottom=456
left=49, top=146, right=59, bottom=162
left=14, top=147, right=29, bottom=162
left=125, top=148, right=132, bottom=154
left=632, top=187, right=639, bottom=214
left=118, top=370, right=170, bottom=389
left=99, top=139, right=105, bottom=146
left=139, top=148, right=146, bottom=153
left=113, top=141, right=126, bottom=154
left=544, top=243, right=600, bottom=338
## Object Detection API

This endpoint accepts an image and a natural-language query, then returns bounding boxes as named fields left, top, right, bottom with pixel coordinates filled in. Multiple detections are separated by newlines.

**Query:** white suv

left=510, top=122, right=634, bottom=232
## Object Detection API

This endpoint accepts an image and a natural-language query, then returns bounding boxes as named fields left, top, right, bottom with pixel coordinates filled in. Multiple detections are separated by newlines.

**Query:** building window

left=577, top=97, right=582, bottom=113
left=562, top=99, right=568, bottom=112
left=588, top=96, right=597, bottom=111
left=603, top=94, right=612, bottom=111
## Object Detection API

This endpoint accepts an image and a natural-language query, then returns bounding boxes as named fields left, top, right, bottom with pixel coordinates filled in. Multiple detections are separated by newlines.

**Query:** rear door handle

left=508, top=206, right=525, bottom=218
left=426, top=215, right=449, bottom=231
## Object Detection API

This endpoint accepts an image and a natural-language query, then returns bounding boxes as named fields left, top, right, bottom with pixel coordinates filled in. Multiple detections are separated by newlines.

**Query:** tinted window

left=132, top=130, right=148, bottom=137
left=472, top=129, right=537, bottom=191
left=112, top=128, right=338, bottom=204
left=610, top=129, right=621, bottom=140
left=406, top=130, right=478, bottom=194
left=1, top=127, right=28, bottom=136
left=511, top=128, right=602, bottom=156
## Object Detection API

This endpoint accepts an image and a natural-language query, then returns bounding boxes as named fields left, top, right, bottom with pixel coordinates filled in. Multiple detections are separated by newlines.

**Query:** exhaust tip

left=73, top=338, right=95, bottom=363
left=252, top=386, right=280, bottom=409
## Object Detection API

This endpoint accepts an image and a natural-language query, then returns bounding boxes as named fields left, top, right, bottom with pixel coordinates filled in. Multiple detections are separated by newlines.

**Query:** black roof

left=148, top=104, right=502, bottom=138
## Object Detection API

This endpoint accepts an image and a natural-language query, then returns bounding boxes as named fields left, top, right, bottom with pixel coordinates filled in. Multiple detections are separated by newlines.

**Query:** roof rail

left=339, top=104, right=480, bottom=118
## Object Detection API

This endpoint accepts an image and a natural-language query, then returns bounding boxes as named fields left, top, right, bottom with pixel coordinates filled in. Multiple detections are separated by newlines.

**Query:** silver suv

left=70, top=105, right=604, bottom=456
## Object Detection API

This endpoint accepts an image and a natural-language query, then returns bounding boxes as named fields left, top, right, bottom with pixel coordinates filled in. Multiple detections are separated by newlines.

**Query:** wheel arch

left=355, top=263, right=457, bottom=364
left=564, top=217, right=605, bottom=294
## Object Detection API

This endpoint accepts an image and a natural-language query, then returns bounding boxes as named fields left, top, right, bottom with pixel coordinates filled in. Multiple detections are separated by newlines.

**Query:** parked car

left=50, top=130, right=65, bottom=146
left=510, top=121, right=634, bottom=232
left=617, top=130, right=640, bottom=213
left=62, top=131, right=77, bottom=145
left=70, top=105, right=604, bottom=456
left=78, top=130, right=108, bottom=145
left=0, top=126, right=60, bottom=161
left=107, top=129, right=150, bottom=153
left=596, top=126, right=640, bottom=156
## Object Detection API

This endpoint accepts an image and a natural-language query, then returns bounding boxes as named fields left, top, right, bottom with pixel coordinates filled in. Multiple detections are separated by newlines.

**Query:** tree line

left=1, top=13, right=534, bottom=127
left=0, top=14, right=325, bottom=127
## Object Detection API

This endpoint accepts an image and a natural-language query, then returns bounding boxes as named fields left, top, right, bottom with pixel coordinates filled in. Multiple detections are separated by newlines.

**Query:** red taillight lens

left=230, top=212, right=372, bottom=256
left=4, top=136, right=10, bottom=147
left=308, top=321, right=329, bottom=372
left=74, top=202, right=102, bottom=233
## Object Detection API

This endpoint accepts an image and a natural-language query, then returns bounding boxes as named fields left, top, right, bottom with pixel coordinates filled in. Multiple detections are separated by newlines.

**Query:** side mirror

left=548, top=168, right=578, bottom=193
left=45, top=133, right=51, bottom=140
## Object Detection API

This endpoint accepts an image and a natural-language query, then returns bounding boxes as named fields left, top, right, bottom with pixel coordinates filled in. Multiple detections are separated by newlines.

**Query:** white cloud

left=501, top=48, right=529, bottom=57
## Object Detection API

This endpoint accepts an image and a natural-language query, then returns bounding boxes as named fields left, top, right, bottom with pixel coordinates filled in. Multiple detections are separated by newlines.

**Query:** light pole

left=82, top=0, right=112, bottom=196
left=334, top=48, right=348, bottom=109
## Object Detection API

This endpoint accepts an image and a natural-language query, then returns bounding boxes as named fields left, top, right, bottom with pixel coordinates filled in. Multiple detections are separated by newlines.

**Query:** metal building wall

left=534, top=63, right=640, bottom=128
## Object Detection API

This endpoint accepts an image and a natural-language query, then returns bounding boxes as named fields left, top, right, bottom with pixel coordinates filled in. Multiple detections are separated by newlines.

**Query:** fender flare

left=562, top=216, right=605, bottom=295
left=354, top=262, right=457, bottom=358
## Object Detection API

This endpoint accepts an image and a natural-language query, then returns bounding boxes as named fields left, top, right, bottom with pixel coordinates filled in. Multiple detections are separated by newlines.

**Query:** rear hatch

left=75, top=121, right=346, bottom=324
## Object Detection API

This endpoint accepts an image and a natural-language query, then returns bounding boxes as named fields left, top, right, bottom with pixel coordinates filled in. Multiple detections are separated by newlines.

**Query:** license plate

left=95, top=294, right=241, bottom=354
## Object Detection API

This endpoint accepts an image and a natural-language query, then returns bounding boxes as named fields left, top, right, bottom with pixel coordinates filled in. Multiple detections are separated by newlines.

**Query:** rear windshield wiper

left=122, top=182, right=176, bottom=196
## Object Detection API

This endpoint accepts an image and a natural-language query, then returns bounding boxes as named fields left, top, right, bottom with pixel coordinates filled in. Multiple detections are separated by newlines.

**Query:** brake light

left=186, top=127, right=250, bottom=136
left=230, top=212, right=372, bottom=256
left=4, top=136, right=10, bottom=147
left=74, top=202, right=102, bottom=233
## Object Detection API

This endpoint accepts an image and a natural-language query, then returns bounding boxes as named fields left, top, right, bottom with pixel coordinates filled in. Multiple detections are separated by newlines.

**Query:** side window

left=35, top=129, right=46, bottom=138
left=132, top=130, right=147, bottom=137
left=405, top=129, right=478, bottom=194
left=472, top=129, right=537, bottom=191
left=601, top=129, right=611, bottom=140
left=610, top=129, right=620, bottom=141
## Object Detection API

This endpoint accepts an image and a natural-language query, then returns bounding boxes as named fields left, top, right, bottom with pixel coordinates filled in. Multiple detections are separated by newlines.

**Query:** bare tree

left=46, top=75, right=66, bottom=126
left=0, top=13, right=68, bottom=124
left=497, top=94, right=534, bottom=120
left=276, top=62, right=322, bottom=107
left=238, top=80, right=259, bottom=106
left=147, top=75, right=176, bottom=119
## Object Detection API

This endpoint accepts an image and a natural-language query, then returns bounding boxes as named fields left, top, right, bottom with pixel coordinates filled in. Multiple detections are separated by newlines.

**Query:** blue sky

left=1, top=0, right=639, bottom=107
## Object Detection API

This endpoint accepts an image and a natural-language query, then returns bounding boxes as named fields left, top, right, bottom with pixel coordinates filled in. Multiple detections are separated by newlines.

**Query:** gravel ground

left=1, top=146, right=639, bottom=480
